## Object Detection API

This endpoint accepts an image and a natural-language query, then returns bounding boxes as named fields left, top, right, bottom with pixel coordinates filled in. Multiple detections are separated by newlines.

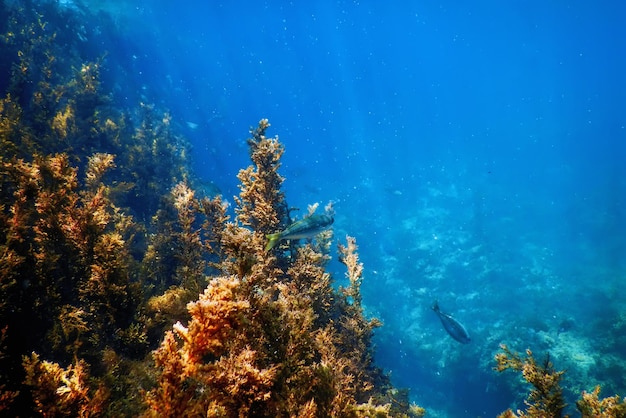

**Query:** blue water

left=69, top=1, right=626, bottom=416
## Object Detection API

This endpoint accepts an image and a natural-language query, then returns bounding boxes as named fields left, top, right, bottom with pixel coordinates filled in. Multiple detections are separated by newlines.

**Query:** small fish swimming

left=265, top=213, right=334, bottom=251
left=432, top=301, right=471, bottom=344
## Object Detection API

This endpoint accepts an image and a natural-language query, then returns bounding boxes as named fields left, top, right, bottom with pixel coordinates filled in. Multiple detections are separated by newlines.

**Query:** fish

left=432, top=301, right=471, bottom=344
left=265, top=213, right=334, bottom=251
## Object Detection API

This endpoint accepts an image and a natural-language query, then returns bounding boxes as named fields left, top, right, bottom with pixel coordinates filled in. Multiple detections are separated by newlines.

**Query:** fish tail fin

left=265, top=233, right=281, bottom=252
left=432, top=300, right=440, bottom=312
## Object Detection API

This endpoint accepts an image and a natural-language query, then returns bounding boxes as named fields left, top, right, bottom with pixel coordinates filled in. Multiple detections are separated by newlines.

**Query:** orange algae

left=494, top=344, right=626, bottom=418
left=1, top=114, right=419, bottom=415
left=0, top=5, right=418, bottom=411
left=141, top=120, right=416, bottom=417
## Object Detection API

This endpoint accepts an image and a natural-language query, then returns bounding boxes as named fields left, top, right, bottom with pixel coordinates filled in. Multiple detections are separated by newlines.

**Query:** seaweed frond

left=576, top=385, right=626, bottom=418
left=495, top=344, right=566, bottom=417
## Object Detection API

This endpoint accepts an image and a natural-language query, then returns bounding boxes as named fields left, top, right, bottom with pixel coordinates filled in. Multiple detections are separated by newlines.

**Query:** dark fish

left=432, top=301, right=471, bottom=344
left=265, top=213, right=334, bottom=251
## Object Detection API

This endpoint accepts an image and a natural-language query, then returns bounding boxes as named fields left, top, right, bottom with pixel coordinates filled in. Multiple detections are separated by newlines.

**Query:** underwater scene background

left=1, top=1, right=625, bottom=417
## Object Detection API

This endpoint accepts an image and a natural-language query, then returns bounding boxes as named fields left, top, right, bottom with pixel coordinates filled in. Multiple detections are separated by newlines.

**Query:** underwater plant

left=0, top=13, right=423, bottom=411
left=0, top=152, right=148, bottom=413
left=495, top=344, right=626, bottom=418
left=0, top=3, right=185, bottom=414
left=142, top=120, right=422, bottom=417
left=2, top=4, right=420, bottom=414
left=495, top=344, right=567, bottom=417
left=576, top=386, right=626, bottom=418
